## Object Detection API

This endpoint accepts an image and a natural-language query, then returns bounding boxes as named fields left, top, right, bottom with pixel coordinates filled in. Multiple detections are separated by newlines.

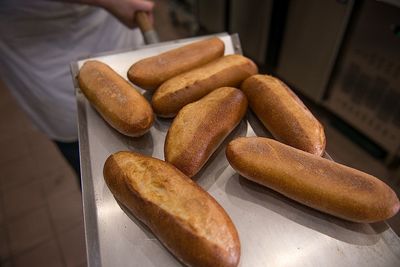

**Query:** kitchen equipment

left=275, top=0, right=400, bottom=163
left=275, top=0, right=354, bottom=103
left=325, top=0, right=400, bottom=162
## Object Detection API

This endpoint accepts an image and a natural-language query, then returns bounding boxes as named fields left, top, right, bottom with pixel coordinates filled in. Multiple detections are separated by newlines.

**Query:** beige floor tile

left=42, top=171, right=79, bottom=201
left=28, top=134, right=72, bottom=178
left=6, top=207, right=53, bottom=255
left=0, top=155, right=45, bottom=194
left=0, top=106, right=33, bottom=142
left=26, top=130, right=57, bottom=152
left=0, top=198, right=4, bottom=225
left=0, top=81, right=31, bottom=129
left=48, top=191, right=83, bottom=234
left=0, top=259, right=13, bottom=267
left=0, top=135, right=31, bottom=166
left=58, top=222, right=86, bottom=267
left=13, top=239, right=64, bottom=267
left=0, top=88, right=18, bottom=115
left=0, top=89, right=9, bottom=107
left=0, top=225, right=10, bottom=263
left=2, top=179, right=46, bottom=220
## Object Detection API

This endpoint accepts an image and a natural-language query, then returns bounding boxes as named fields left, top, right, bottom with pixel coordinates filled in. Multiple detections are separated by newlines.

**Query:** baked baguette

left=241, top=74, right=325, bottom=156
left=165, top=87, right=248, bottom=177
left=226, top=137, right=400, bottom=223
left=152, top=54, right=258, bottom=118
left=128, top=37, right=225, bottom=90
left=78, top=60, right=154, bottom=137
left=103, top=151, right=240, bottom=267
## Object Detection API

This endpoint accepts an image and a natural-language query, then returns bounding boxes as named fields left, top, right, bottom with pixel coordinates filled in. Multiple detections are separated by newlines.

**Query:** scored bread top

left=152, top=54, right=257, bottom=117
left=241, top=74, right=325, bottom=156
left=103, top=151, right=240, bottom=267
left=156, top=54, right=257, bottom=95
left=165, top=87, right=248, bottom=177
left=226, top=137, right=400, bottom=223
left=128, top=37, right=225, bottom=90
left=78, top=60, right=154, bottom=137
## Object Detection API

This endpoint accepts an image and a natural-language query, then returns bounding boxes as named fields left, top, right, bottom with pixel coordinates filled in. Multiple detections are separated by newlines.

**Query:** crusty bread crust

left=165, top=87, right=248, bottom=177
left=128, top=37, right=225, bottom=90
left=241, top=74, right=325, bottom=156
left=226, top=137, right=400, bottom=223
left=103, top=151, right=240, bottom=267
left=152, top=54, right=258, bottom=118
left=78, top=60, right=154, bottom=137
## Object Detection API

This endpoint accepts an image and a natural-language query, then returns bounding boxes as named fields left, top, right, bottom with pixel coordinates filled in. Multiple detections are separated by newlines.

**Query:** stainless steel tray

left=71, top=33, right=400, bottom=267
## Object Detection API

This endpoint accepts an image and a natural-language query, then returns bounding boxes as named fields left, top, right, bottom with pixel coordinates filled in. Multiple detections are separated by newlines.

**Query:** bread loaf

left=128, top=37, right=225, bottom=90
left=165, top=87, right=248, bottom=177
left=152, top=54, right=258, bottom=118
left=78, top=60, right=154, bottom=137
left=226, top=137, right=400, bottom=223
left=103, top=151, right=240, bottom=267
left=241, top=74, right=325, bottom=156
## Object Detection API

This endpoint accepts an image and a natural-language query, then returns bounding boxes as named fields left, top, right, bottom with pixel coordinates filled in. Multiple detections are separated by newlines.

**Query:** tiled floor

left=1, top=1, right=400, bottom=267
left=0, top=80, right=85, bottom=267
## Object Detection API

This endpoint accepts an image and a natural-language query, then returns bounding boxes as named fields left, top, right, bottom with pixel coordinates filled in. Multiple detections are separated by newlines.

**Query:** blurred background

left=157, top=0, right=400, bottom=166
left=0, top=0, right=399, bottom=266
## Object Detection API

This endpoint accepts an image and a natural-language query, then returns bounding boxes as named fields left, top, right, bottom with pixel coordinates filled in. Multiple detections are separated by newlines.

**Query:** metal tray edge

left=71, top=62, right=102, bottom=267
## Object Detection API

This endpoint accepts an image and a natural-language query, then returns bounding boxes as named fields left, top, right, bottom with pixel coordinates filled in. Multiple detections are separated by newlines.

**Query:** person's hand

left=96, top=0, right=154, bottom=28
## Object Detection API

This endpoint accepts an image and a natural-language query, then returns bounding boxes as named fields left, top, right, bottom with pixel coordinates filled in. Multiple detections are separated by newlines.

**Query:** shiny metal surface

left=72, top=34, right=400, bottom=267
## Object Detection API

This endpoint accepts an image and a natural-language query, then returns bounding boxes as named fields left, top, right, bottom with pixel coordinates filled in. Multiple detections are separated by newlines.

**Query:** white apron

left=0, top=0, right=143, bottom=141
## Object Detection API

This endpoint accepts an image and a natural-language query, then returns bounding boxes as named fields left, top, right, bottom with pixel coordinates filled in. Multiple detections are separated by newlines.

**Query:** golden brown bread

left=241, top=74, right=325, bottom=156
left=152, top=54, right=258, bottom=118
left=226, top=137, right=400, bottom=223
left=103, top=151, right=240, bottom=267
left=127, top=37, right=225, bottom=90
left=78, top=60, right=154, bottom=137
left=165, top=87, right=248, bottom=177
